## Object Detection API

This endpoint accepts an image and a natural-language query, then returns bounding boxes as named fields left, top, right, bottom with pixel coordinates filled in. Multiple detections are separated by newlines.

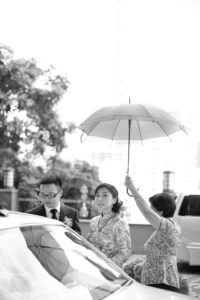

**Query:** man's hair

left=40, top=174, right=62, bottom=188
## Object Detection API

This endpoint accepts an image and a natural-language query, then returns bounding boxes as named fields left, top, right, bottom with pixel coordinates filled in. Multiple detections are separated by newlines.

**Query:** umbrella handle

left=126, top=187, right=134, bottom=197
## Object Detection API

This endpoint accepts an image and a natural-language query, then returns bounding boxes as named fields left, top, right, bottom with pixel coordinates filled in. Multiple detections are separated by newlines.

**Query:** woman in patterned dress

left=87, top=183, right=131, bottom=268
left=125, top=175, right=180, bottom=292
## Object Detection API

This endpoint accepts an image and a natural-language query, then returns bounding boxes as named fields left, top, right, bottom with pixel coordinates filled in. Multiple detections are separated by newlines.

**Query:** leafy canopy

left=0, top=44, right=71, bottom=159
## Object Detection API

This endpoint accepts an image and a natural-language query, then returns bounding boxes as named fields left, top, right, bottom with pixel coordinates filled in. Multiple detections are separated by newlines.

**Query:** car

left=173, top=193, right=200, bottom=266
left=0, top=209, right=194, bottom=300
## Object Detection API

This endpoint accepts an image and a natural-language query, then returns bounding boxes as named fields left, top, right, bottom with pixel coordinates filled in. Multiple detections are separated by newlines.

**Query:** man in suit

left=26, top=174, right=81, bottom=235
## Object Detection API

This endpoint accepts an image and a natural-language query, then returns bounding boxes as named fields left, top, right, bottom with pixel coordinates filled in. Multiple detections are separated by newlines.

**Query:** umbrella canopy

left=79, top=103, right=187, bottom=187
left=79, top=103, right=186, bottom=141
left=79, top=103, right=186, bottom=196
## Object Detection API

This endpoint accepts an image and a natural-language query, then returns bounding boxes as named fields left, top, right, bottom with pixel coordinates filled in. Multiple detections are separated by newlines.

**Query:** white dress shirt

left=45, top=202, right=61, bottom=219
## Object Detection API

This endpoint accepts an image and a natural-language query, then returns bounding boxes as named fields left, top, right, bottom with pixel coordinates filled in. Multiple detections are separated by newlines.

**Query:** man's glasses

left=38, top=192, right=60, bottom=199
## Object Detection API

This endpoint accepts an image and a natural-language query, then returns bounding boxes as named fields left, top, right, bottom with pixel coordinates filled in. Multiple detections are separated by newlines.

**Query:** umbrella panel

left=83, top=119, right=184, bottom=141
left=80, top=104, right=185, bottom=125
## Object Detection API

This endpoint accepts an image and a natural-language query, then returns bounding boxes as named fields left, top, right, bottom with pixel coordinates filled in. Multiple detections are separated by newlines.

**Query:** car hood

left=108, top=281, right=193, bottom=300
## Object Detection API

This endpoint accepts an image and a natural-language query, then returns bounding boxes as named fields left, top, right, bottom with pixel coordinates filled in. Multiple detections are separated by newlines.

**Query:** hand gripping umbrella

left=79, top=102, right=187, bottom=195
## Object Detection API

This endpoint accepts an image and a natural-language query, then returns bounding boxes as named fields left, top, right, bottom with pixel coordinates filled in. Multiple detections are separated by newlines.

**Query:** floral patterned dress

left=87, top=212, right=131, bottom=268
left=141, top=218, right=180, bottom=289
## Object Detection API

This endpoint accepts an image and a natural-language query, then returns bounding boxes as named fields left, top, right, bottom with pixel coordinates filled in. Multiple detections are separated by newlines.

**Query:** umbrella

left=79, top=102, right=187, bottom=194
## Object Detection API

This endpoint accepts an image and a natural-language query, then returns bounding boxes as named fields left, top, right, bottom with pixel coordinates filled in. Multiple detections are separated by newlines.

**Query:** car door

left=174, top=194, right=200, bottom=265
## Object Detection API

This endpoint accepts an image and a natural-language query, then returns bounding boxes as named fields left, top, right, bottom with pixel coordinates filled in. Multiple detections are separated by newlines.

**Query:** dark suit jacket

left=26, top=203, right=81, bottom=235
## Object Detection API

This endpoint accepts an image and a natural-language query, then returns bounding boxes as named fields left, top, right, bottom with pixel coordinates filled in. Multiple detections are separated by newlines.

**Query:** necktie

left=50, top=208, right=58, bottom=219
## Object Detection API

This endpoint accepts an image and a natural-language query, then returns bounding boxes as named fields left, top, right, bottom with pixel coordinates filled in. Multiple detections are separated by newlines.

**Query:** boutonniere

left=63, top=216, right=72, bottom=227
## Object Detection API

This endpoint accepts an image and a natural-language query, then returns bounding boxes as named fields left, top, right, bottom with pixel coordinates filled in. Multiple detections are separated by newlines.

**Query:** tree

left=46, top=156, right=101, bottom=200
left=13, top=156, right=101, bottom=214
left=0, top=44, right=73, bottom=161
left=0, top=44, right=100, bottom=213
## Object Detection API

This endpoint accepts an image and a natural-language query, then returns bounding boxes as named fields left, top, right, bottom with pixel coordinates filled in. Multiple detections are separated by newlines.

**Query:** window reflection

left=179, top=195, right=200, bottom=216
left=20, top=224, right=130, bottom=300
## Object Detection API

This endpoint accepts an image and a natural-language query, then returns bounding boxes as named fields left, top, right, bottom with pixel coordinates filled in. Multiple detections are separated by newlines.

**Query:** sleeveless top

left=141, top=218, right=180, bottom=288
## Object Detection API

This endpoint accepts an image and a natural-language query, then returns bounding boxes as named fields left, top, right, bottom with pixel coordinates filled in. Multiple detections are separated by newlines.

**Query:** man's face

left=39, top=183, right=62, bottom=208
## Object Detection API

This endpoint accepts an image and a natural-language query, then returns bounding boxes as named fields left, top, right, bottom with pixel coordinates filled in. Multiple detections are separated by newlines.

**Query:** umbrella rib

left=136, top=120, right=143, bottom=146
left=80, top=121, right=102, bottom=140
left=86, top=122, right=100, bottom=136
left=141, top=105, right=186, bottom=138
left=139, top=105, right=172, bottom=141
left=111, top=119, right=121, bottom=140
left=80, top=130, right=84, bottom=143
left=155, top=121, right=173, bottom=142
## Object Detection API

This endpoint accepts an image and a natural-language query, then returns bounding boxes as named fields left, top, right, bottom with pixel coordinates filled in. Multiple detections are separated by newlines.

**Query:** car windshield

left=0, top=224, right=130, bottom=300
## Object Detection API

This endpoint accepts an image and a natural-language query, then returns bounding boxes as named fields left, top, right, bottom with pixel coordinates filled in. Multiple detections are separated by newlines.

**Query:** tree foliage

left=0, top=44, right=71, bottom=159
left=46, top=156, right=101, bottom=199
left=0, top=44, right=101, bottom=211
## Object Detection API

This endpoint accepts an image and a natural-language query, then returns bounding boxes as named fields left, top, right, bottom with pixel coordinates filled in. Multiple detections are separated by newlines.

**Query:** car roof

left=0, top=209, right=61, bottom=230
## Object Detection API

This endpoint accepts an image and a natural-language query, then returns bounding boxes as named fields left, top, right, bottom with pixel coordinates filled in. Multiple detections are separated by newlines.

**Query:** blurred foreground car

left=174, top=194, right=200, bottom=266
left=0, top=210, right=195, bottom=300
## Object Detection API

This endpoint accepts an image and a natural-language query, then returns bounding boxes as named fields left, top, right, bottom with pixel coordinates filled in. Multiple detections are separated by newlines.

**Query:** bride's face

left=95, top=187, right=116, bottom=215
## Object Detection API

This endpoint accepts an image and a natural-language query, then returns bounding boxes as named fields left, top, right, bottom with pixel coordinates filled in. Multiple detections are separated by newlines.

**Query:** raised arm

left=125, top=175, right=161, bottom=229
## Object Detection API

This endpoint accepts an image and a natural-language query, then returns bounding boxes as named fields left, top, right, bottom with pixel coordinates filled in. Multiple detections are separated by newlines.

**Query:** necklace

left=97, top=213, right=116, bottom=232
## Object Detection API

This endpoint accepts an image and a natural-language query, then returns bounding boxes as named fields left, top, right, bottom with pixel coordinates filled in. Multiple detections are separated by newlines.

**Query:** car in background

left=0, top=209, right=195, bottom=300
left=173, top=193, right=200, bottom=266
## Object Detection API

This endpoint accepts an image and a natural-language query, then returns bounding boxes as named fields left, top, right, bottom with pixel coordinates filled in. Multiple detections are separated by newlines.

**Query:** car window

left=20, top=224, right=130, bottom=300
left=0, top=227, right=86, bottom=300
left=178, top=195, right=200, bottom=216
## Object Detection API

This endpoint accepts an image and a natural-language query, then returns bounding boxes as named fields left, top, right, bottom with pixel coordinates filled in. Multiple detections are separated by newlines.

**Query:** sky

left=1, top=0, right=200, bottom=221
left=1, top=0, right=200, bottom=126
left=1, top=1, right=200, bottom=173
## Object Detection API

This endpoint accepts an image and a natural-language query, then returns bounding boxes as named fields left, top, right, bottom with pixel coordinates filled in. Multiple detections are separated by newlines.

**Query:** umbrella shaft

left=127, top=120, right=131, bottom=174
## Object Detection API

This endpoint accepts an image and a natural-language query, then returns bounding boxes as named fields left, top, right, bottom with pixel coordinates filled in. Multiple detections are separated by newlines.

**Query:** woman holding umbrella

left=124, top=175, right=180, bottom=292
